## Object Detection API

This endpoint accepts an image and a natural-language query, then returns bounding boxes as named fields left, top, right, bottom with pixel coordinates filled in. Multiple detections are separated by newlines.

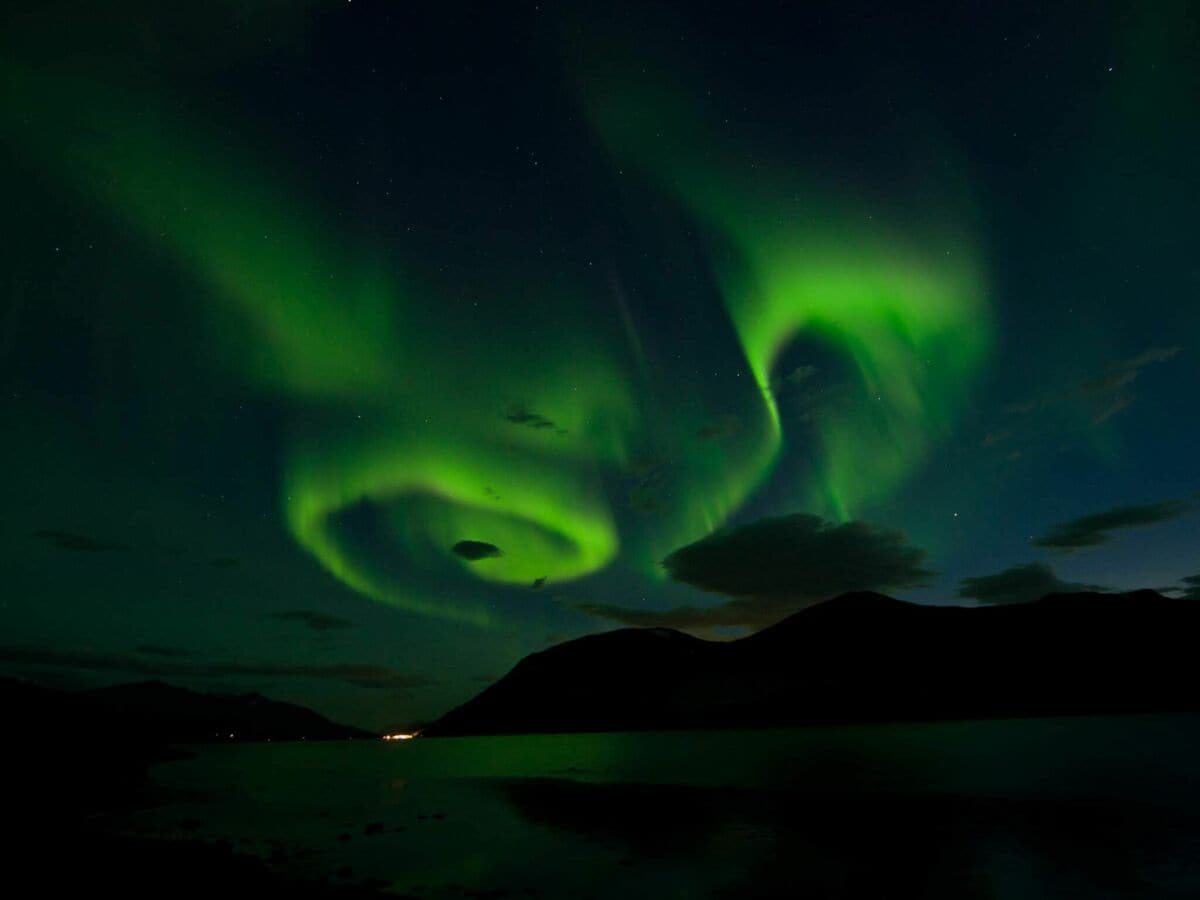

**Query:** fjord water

left=123, top=715, right=1200, bottom=898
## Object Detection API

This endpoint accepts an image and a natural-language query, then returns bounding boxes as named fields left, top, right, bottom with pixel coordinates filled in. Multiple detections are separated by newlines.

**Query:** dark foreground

left=10, top=714, right=1199, bottom=899
left=4, top=675, right=377, bottom=898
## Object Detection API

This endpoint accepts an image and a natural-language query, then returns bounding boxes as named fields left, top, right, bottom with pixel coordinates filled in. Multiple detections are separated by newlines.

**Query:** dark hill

left=2, top=677, right=374, bottom=744
left=2, top=677, right=370, bottom=820
left=424, top=590, right=1200, bottom=736
left=81, top=680, right=374, bottom=742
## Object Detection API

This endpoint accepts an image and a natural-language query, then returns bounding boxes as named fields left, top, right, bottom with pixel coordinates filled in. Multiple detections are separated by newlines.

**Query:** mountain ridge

left=424, top=590, right=1200, bottom=736
left=2, top=676, right=375, bottom=744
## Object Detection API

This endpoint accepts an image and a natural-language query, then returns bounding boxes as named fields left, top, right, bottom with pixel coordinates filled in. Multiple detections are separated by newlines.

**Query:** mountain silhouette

left=424, top=590, right=1200, bottom=736
left=3, top=677, right=374, bottom=744
left=4, top=677, right=375, bottom=822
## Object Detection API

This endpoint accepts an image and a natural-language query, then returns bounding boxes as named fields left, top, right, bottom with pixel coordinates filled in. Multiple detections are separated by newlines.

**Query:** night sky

left=2, top=1, right=1198, bottom=731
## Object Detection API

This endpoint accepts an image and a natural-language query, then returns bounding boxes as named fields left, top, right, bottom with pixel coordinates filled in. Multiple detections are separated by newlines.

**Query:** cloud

left=1033, top=498, right=1193, bottom=550
left=134, top=644, right=190, bottom=658
left=958, top=562, right=1106, bottom=606
left=989, top=346, right=1183, bottom=461
left=1082, top=346, right=1181, bottom=423
left=576, top=513, right=930, bottom=632
left=1004, top=345, right=1181, bottom=426
left=1177, top=575, right=1200, bottom=601
left=0, top=646, right=435, bottom=691
left=31, top=529, right=129, bottom=552
left=769, top=365, right=852, bottom=426
left=625, top=455, right=670, bottom=515
left=772, top=364, right=818, bottom=390
left=664, top=514, right=930, bottom=598
left=503, top=405, right=565, bottom=434
left=982, top=430, right=1011, bottom=448
left=267, top=610, right=354, bottom=632
left=696, top=413, right=741, bottom=442
left=573, top=597, right=792, bottom=632
left=31, top=531, right=248, bottom=566
left=451, top=540, right=503, bottom=560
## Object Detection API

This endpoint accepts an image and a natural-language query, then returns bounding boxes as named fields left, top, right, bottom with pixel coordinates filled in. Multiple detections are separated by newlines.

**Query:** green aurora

left=3, top=53, right=988, bottom=624
left=582, top=69, right=991, bottom=522
left=2, top=0, right=1198, bottom=732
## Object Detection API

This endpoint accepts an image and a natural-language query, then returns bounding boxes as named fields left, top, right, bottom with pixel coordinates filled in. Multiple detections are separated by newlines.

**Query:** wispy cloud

left=503, top=404, right=565, bottom=434
left=1174, top=575, right=1200, bottom=602
left=1081, top=347, right=1181, bottom=424
left=0, top=646, right=435, bottom=691
left=1033, top=498, right=1194, bottom=551
left=958, top=562, right=1106, bottom=605
left=267, top=610, right=355, bottom=632
left=575, top=513, right=929, bottom=633
left=451, top=540, right=503, bottom=560
left=990, top=346, right=1183, bottom=458
left=30, top=529, right=129, bottom=552
left=133, top=644, right=191, bottom=658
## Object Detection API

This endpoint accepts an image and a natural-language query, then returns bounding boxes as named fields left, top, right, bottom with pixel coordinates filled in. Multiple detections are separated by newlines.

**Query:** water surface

left=118, top=715, right=1200, bottom=898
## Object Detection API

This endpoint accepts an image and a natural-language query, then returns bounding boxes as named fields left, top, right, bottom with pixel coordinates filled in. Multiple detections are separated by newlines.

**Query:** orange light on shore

left=382, top=732, right=417, bottom=741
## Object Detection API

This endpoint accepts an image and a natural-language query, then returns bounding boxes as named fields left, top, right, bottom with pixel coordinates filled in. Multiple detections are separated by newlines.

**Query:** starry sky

left=2, top=0, right=1198, bottom=730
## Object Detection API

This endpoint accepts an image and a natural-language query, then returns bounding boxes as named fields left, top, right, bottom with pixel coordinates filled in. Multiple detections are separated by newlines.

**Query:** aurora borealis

left=2, top=0, right=1199, bottom=730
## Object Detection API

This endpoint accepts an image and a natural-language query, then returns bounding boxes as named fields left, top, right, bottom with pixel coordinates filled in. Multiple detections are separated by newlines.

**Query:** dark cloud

left=31, top=529, right=128, bottom=552
left=622, top=455, right=671, bottom=515
left=772, top=364, right=817, bottom=391
left=1177, top=575, right=1200, bottom=601
left=770, top=365, right=852, bottom=426
left=268, top=610, right=355, bottom=632
left=696, top=413, right=741, bottom=442
left=1082, top=346, right=1181, bottom=424
left=503, top=405, right=564, bottom=434
left=958, top=562, right=1106, bottom=606
left=664, top=513, right=930, bottom=598
left=1003, top=398, right=1039, bottom=415
left=451, top=540, right=503, bottom=560
left=574, top=597, right=798, bottom=632
left=0, top=645, right=435, bottom=691
left=134, top=644, right=190, bottom=658
left=1033, top=498, right=1193, bottom=550
left=577, top=513, right=930, bottom=632
left=32, top=531, right=248, bottom=567
left=1003, top=346, right=1181, bottom=427
left=627, top=485, right=667, bottom=515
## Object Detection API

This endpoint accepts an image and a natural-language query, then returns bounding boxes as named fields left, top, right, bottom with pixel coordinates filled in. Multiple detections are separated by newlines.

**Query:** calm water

left=116, top=715, right=1200, bottom=898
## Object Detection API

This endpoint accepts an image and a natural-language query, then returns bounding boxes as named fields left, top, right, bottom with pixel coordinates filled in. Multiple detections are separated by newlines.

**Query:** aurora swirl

left=2, top=45, right=988, bottom=624
left=582, top=69, right=991, bottom=524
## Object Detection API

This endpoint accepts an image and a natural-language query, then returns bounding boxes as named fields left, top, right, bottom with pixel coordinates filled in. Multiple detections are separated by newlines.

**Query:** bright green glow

left=728, top=239, right=987, bottom=517
left=3, top=62, right=635, bottom=621
left=284, top=422, right=620, bottom=622
left=3, top=57, right=989, bottom=623
left=585, top=77, right=990, bottom=521
left=2, top=63, right=401, bottom=399
left=280, top=352, right=634, bottom=615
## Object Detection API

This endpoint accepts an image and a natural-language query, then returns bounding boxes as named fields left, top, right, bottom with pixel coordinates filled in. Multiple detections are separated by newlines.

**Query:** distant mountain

left=2, top=677, right=374, bottom=744
left=2, top=677, right=379, bottom=865
left=424, top=590, right=1200, bottom=736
